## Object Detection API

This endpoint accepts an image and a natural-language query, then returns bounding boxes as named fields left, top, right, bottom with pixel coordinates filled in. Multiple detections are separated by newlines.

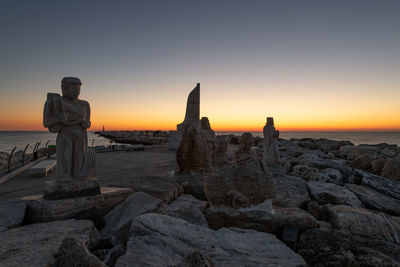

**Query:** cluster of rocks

left=1, top=81, right=400, bottom=266
left=0, top=148, right=48, bottom=172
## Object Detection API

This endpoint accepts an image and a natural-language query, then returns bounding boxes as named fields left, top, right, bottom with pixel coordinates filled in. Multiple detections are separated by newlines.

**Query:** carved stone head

left=201, top=117, right=211, bottom=130
left=61, top=77, right=82, bottom=101
left=267, top=117, right=274, bottom=126
left=239, top=132, right=254, bottom=151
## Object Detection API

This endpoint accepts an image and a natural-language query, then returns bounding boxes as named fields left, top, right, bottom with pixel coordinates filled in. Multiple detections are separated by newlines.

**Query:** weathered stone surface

left=359, top=171, right=400, bottom=200
left=164, top=194, right=209, bottom=227
left=54, top=237, right=106, bottom=267
left=176, top=124, right=207, bottom=172
left=317, top=138, right=353, bottom=151
left=291, top=165, right=343, bottom=185
left=113, top=175, right=184, bottom=203
left=381, top=154, right=400, bottom=180
left=339, top=145, right=379, bottom=160
left=345, top=183, right=400, bottom=216
left=212, top=136, right=228, bottom=167
left=273, top=174, right=310, bottom=208
left=116, top=214, right=307, bottom=267
left=23, top=187, right=133, bottom=223
left=0, top=219, right=99, bottom=266
left=350, top=154, right=373, bottom=170
left=371, top=157, right=388, bottom=174
left=204, top=159, right=275, bottom=208
left=101, top=192, right=163, bottom=244
left=234, top=132, right=256, bottom=163
left=308, top=181, right=364, bottom=208
left=177, top=83, right=200, bottom=131
left=173, top=172, right=205, bottom=200
left=296, top=153, right=340, bottom=170
left=200, top=117, right=216, bottom=171
left=279, top=141, right=304, bottom=158
left=281, top=225, right=299, bottom=250
left=43, top=179, right=101, bottom=200
left=327, top=205, right=400, bottom=244
left=298, top=222, right=400, bottom=266
left=263, top=117, right=280, bottom=165
left=204, top=202, right=318, bottom=234
left=0, top=199, right=26, bottom=232
left=380, top=148, right=397, bottom=158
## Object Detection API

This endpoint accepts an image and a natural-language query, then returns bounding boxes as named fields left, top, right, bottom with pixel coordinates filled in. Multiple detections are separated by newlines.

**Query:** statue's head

left=239, top=132, right=254, bottom=150
left=61, top=77, right=82, bottom=101
left=267, top=117, right=274, bottom=126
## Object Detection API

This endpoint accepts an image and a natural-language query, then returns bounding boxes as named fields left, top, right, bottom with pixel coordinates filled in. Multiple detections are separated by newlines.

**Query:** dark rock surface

left=0, top=199, right=26, bottom=232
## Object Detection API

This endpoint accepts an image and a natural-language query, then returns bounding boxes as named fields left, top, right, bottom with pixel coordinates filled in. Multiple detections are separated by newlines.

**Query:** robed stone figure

left=263, top=117, right=280, bottom=165
left=43, top=77, right=95, bottom=184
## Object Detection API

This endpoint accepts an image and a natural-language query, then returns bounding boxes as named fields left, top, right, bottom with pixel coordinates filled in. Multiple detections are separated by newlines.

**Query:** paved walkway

left=0, top=146, right=176, bottom=200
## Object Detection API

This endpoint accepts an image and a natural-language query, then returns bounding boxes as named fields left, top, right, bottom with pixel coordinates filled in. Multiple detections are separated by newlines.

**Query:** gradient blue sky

left=1, top=0, right=399, bottom=130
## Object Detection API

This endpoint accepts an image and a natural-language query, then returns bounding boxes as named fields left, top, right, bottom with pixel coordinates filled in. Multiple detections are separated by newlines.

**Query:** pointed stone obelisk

left=169, top=83, right=200, bottom=150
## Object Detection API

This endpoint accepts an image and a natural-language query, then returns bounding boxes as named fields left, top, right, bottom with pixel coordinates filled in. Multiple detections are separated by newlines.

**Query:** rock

left=273, top=174, right=310, bottom=208
left=75, top=207, right=105, bottom=230
left=381, top=154, right=400, bottom=180
left=349, top=154, right=373, bottom=170
left=327, top=205, right=400, bottom=244
left=359, top=171, right=400, bottom=200
left=234, top=133, right=256, bottom=162
left=23, top=187, right=133, bottom=223
left=306, top=201, right=327, bottom=221
left=0, top=219, right=99, bottom=266
left=43, top=179, right=101, bottom=200
left=279, top=141, right=304, bottom=158
left=0, top=199, right=26, bottom=232
left=104, top=244, right=126, bottom=267
left=308, top=181, right=364, bottom=208
left=200, top=117, right=216, bottom=171
left=281, top=225, right=299, bottom=250
left=115, top=213, right=307, bottom=266
left=113, top=175, right=184, bottom=203
left=317, top=138, right=353, bottom=151
left=164, top=194, right=209, bottom=227
left=101, top=192, right=163, bottom=244
left=339, top=145, right=379, bottom=160
left=380, top=148, right=397, bottom=158
left=173, top=172, right=205, bottom=200
left=212, top=136, right=228, bottom=167
left=54, top=237, right=106, bottom=267
left=296, top=153, right=338, bottom=170
left=298, top=140, right=319, bottom=150
left=371, top=157, right=388, bottom=174
left=204, top=202, right=318, bottom=234
left=291, top=164, right=343, bottom=185
left=298, top=223, right=400, bottom=266
left=344, top=184, right=400, bottom=216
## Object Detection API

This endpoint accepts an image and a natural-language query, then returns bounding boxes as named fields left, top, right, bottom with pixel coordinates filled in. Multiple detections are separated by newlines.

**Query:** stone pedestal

left=43, top=179, right=101, bottom=200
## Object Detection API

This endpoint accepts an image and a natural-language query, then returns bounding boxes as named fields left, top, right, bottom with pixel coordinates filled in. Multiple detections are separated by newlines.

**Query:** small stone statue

left=263, top=117, right=280, bottom=165
left=212, top=137, right=228, bottom=167
left=234, top=133, right=256, bottom=163
left=43, top=77, right=98, bottom=199
left=200, top=117, right=216, bottom=171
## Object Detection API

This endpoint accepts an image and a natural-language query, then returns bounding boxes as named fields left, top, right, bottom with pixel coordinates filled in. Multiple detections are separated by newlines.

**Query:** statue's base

left=43, top=179, right=101, bottom=200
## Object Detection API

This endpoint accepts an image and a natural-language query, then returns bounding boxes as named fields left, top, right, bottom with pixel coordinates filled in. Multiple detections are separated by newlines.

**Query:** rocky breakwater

left=97, top=130, right=169, bottom=145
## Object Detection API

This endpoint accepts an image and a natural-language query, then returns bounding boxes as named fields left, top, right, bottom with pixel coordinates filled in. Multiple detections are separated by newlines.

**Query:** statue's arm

left=81, top=101, right=91, bottom=129
left=43, top=100, right=65, bottom=128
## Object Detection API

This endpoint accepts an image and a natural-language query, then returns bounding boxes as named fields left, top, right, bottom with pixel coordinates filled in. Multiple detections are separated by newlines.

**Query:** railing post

left=8, top=146, right=17, bottom=173
left=22, top=144, right=29, bottom=166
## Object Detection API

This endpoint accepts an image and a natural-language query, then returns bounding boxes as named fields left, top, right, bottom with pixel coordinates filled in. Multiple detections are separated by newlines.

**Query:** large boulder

left=371, top=157, right=388, bottom=174
left=54, top=237, right=106, bottom=267
left=0, top=199, right=26, bottom=232
left=173, top=172, right=205, bottom=200
left=327, top=205, right=400, bottom=244
left=349, top=154, right=373, bottom=170
left=204, top=201, right=318, bottom=235
left=291, top=165, right=343, bottom=185
left=317, top=138, right=353, bottom=151
left=116, top=213, right=307, bottom=266
left=164, top=194, right=209, bottom=227
left=0, top=219, right=99, bottom=266
left=339, top=145, right=379, bottom=160
left=344, top=183, right=400, bottom=216
left=101, top=192, right=163, bottom=244
left=273, top=174, right=310, bottom=208
left=298, top=222, right=400, bottom=266
left=23, top=187, right=133, bottom=223
left=308, top=181, right=364, bottom=208
left=359, top=171, right=400, bottom=200
left=381, top=154, right=400, bottom=180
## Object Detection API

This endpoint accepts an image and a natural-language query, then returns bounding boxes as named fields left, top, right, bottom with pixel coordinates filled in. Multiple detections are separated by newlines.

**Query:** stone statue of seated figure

left=43, top=77, right=98, bottom=199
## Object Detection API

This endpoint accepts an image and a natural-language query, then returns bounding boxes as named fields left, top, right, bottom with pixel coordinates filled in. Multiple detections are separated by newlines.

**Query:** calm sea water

left=0, top=131, right=399, bottom=153
left=0, top=131, right=111, bottom=153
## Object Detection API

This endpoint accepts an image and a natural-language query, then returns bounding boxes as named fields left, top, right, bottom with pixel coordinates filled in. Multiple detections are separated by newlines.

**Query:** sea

left=0, top=131, right=399, bottom=154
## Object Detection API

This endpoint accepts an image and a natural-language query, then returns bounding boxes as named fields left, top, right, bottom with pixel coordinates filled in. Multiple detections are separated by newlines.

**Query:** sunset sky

left=0, top=0, right=399, bottom=131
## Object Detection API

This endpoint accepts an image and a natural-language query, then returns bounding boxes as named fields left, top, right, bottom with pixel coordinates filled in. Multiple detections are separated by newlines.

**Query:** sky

left=0, top=0, right=399, bottom=131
